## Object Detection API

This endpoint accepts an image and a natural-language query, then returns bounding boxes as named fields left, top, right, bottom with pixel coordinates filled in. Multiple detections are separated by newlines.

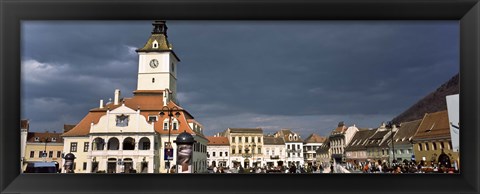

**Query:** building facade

left=412, top=110, right=459, bottom=168
left=302, top=133, right=325, bottom=166
left=365, top=123, right=395, bottom=164
left=263, top=135, right=286, bottom=168
left=274, top=129, right=303, bottom=167
left=388, top=119, right=421, bottom=163
left=329, top=122, right=359, bottom=163
left=206, top=136, right=230, bottom=168
left=61, top=21, right=208, bottom=173
left=22, top=126, right=64, bottom=172
left=225, top=128, right=264, bottom=168
left=344, top=128, right=376, bottom=167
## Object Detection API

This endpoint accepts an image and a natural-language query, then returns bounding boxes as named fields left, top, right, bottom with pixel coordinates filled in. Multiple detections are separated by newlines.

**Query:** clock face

left=149, top=59, right=159, bottom=68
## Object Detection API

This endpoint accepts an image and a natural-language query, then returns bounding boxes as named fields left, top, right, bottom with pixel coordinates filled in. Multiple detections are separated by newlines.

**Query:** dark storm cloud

left=21, top=21, right=458, bottom=137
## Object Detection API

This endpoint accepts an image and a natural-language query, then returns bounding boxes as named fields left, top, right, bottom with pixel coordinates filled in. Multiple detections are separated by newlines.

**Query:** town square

left=20, top=20, right=459, bottom=174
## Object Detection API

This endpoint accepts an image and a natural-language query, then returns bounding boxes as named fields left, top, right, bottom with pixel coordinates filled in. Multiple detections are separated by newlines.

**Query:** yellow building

left=22, top=130, right=64, bottom=172
left=412, top=110, right=459, bottom=169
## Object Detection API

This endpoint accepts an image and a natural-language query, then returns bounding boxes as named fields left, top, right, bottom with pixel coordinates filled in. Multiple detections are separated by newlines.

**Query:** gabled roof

left=206, top=136, right=229, bottom=146
left=412, top=110, right=450, bottom=141
left=263, top=136, right=285, bottom=145
left=27, top=131, right=64, bottom=143
left=303, top=133, right=326, bottom=144
left=345, top=129, right=376, bottom=151
left=391, top=119, right=421, bottom=145
left=228, top=128, right=263, bottom=134
left=274, top=129, right=303, bottom=143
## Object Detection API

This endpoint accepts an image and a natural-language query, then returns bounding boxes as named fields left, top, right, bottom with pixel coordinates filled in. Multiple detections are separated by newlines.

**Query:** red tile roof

left=27, top=131, right=64, bottom=143
left=206, top=136, right=229, bottom=145
left=303, top=133, right=326, bottom=143
left=62, top=91, right=204, bottom=138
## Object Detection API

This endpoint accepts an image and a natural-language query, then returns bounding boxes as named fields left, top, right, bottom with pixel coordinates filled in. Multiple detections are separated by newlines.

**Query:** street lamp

left=159, top=106, right=181, bottom=172
left=387, top=121, right=396, bottom=167
left=251, top=142, right=256, bottom=168
left=42, top=137, right=51, bottom=162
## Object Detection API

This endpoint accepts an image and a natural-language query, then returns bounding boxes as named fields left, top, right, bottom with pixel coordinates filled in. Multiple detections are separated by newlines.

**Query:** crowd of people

left=207, top=162, right=326, bottom=174
left=350, top=160, right=458, bottom=173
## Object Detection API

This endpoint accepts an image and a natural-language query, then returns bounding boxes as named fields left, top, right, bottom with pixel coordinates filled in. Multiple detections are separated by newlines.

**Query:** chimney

left=114, top=89, right=121, bottom=105
left=100, top=99, right=104, bottom=108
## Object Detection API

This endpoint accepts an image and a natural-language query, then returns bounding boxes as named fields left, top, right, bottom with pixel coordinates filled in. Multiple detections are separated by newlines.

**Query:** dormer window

left=152, top=40, right=159, bottom=49
left=172, top=118, right=179, bottom=130
left=289, top=135, right=292, bottom=141
left=51, top=138, right=57, bottom=142
left=294, top=135, right=298, bottom=141
left=34, top=137, right=39, bottom=142
left=163, top=119, right=169, bottom=130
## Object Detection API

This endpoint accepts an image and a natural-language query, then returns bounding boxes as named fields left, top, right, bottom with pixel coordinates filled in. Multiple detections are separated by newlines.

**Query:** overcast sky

left=21, top=20, right=459, bottom=138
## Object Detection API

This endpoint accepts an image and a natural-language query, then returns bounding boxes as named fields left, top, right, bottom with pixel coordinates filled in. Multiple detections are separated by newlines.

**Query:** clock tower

left=136, top=21, right=180, bottom=102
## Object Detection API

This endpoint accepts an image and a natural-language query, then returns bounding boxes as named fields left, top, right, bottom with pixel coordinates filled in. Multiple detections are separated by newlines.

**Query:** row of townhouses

left=206, top=128, right=326, bottom=169
left=316, top=109, right=459, bottom=169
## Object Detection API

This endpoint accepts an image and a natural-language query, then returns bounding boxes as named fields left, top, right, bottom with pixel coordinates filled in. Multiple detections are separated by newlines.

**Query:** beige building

left=225, top=128, right=264, bottom=168
left=316, top=138, right=331, bottom=167
left=412, top=110, right=459, bottom=168
left=329, top=122, right=359, bottom=163
left=21, top=122, right=64, bottom=172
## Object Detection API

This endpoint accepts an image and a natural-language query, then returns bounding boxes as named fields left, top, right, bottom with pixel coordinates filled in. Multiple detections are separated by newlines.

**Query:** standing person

left=213, top=166, right=218, bottom=173
left=377, top=160, right=383, bottom=173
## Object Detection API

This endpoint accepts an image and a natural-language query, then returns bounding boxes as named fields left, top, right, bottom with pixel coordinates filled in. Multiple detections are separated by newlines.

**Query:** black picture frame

left=1, top=0, right=479, bottom=193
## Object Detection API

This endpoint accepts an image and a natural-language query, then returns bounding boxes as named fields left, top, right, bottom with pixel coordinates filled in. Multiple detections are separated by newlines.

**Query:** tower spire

left=152, top=20, right=168, bottom=36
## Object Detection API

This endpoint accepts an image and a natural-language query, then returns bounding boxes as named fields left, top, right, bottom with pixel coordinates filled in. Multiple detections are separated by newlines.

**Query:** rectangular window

left=38, top=151, right=43, bottom=158
left=220, top=152, right=223, bottom=156
left=232, top=137, right=235, bottom=143
left=232, top=148, right=235, bottom=154
left=57, top=151, right=61, bottom=158
left=163, top=122, right=168, bottom=130
left=48, top=151, right=53, bottom=158
left=440, top=142, right=445, bottom=149
left=425, top=143, right=429, bottom=151
left=173, top=122, right=178, bottom=130
left=213, top=152, right=216, bottom=157
left=30, top=151, right=34, bottom=158
left=259, top=137, right=261, bottom=143
left=432, top=142, right=437, bottom=150
left=239, top=137, right=242, bottom=142
left=148, top=116, right=157, bottom=122
left=418, top=144, right=423, bottom=151
left=84, top=142, right=89, bottom=152
left=225, top=152, right=228, bottom=156
left=245, top=137, right=248, bottom=143
left=70, top=142, right=78, bottom=152
left=258, top=148, right=261, bottom=154
left=83, top=162, right=87, bottom=170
